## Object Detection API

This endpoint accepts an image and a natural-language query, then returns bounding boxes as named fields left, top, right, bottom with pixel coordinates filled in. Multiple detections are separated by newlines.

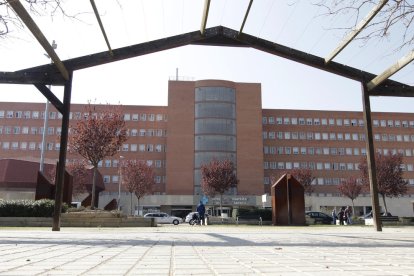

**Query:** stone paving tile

left=0, top=226, right=413, bottom=275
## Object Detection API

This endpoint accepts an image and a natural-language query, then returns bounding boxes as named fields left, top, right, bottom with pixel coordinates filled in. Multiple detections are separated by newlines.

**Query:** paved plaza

left=0, top=225, right=413, bottom=276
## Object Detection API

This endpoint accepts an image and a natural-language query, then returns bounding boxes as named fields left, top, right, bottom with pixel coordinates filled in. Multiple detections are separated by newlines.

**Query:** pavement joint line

left=123, top=239, right=160, bottom=276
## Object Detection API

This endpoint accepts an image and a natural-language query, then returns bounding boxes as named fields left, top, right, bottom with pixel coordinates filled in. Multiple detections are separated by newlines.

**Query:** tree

left=317, top=1, right=414, bottom=50
left=338, top=176, right=363, bottom=215
left=359, top=152, right=408, bottom=214
left=1, top=1, right=70, bottom=37
left=66, top=160, right=89, bottom=200
left=271, top=168, right=315, bottom=194
left=69, top=102, right=127, bottom=209
left=121, top=160, right=155, bottom=216
left=45, top=159, right=89, bottom=200
left=200, top=159, right=238, bottom=217
left=290, top=168, right=315, bottom=194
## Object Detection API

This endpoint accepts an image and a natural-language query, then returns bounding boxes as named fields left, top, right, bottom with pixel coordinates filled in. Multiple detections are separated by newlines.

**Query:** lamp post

left=118, top=156, right=124, bottom=211
left=40, top=40, right=57, bottom=173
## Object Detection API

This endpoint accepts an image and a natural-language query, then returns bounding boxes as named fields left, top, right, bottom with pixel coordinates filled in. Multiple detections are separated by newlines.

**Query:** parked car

left=185, top=212, right=198, bottom=223
left=144, top=212, right=183, bottom=225
left=305, top=211, right=333, bottom=225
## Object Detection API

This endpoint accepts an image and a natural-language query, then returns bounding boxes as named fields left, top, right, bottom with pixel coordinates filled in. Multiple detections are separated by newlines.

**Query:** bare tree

left=69, top=102, right=127, bottom=209
left=317, top=1, right=414, bottom=50
left=359, top=152, right=408, bottom=214
left=201, top=159, right=238, bottom=217
left=1, top=0, right=73, bottom=37
left=121, top=160, right=155, bottom=216
left=338, top=176, right=363, bottom=215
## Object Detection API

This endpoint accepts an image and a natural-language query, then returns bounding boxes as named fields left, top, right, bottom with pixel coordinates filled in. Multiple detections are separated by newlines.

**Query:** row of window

left=263, top=161, right=414, bottom=172
left=0, top=126, right=167, bottom=138
left=99, top=159, right=165, bottom=168
left=264, top=146, right=414, bottom=157
left=263, top=131, right=414, bottom=143
left=0, top=142, right=165, bottom=153
left=0, top=110, right=167, bottom=122
left=263, top=177, right=414, bottom=186
left=103, top=175, right=165, bottom=184
left=0, top=126, right=61, bottom=135
left=264, top=146, right=367, bottom=156
left=262, top=116, right=414, bottom=128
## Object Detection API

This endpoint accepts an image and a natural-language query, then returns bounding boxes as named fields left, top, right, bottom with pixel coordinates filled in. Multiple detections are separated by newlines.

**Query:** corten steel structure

left=1, top=0, right=414, bottom=231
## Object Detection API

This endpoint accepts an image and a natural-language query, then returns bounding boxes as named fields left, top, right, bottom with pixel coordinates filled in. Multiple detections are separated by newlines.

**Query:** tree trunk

left=90, top=166, right=97, bottom=210
left=351, top=199, right=355, bottom=217
left=381, top=194, right=388, bottom=214
left=130, top=192, right=133, bottom=216
left=219, top=193, right=223, bottom=223
left=137, top=196, right=141, bottom=216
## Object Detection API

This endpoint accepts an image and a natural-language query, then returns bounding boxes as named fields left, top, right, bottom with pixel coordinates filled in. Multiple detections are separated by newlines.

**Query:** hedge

left=237, top=207, right=272, bottom=221
left=0, top=199, right=68, bottom=217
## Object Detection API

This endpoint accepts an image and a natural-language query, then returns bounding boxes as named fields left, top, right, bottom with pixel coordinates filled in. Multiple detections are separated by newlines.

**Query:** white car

left=144, top=212, right=183, bottom=225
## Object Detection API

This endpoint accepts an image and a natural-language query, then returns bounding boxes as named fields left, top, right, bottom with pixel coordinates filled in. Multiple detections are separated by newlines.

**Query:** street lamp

left=118, top=156, right=125, bottom=211
left=39, top=40, right=57, bottom=173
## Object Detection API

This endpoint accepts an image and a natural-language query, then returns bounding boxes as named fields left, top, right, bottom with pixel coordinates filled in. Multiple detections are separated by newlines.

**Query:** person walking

left=338, top=207, right=345, bottom=225
left=196, top=201, right=206, bottom=225
left=345, top=206, right=353, bottom=225
left=331, top=208, right=337, bottom=225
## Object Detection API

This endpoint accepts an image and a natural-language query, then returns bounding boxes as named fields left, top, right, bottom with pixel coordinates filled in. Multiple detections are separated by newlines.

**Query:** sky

left=0, top=0, right=413, bottom=112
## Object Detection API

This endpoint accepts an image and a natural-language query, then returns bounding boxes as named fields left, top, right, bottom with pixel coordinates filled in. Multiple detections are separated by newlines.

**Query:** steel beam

left=34, top=84, right=64, bottom=114
left=367, top=49, right=414, bottom=90
left=200, top=0, right=211, bottom=36
left=325, top=0, right=388, bottom=64
left=90, top=0, right=113, bottom=56
left=239, top=0, right=253, bottom=35
left=361, top=82, right=382, bottom=232
left=7, top=0, right=69, bottom=80
left=52, top=71, right=73, bottom=231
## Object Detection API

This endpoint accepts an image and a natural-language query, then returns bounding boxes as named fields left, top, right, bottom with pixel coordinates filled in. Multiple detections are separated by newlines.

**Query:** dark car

left=305, top=211, right=333, bottom=225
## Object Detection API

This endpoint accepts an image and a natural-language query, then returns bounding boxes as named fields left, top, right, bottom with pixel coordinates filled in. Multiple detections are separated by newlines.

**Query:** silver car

left=144, top=212, right=183, bottom=225
left=185, top=212, right=198, bottom=223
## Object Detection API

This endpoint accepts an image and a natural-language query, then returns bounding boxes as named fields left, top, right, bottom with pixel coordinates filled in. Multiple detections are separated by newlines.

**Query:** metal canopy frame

left=1, top=0, right=413, bottom=232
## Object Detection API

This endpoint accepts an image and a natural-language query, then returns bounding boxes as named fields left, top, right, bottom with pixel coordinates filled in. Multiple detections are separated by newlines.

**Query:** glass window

left=306, top=118, right=312, bottom=125
left=291, top=118, right=297, bottom=125
left=276, top=117, right=282, bottom=124
left=380, top=120, right=386, bottom=127
left=20, top=142, right=27, bottom=150
left=262, top=117, right=267, bottom=124
left=268, top=117, right=274, bottom=124
left=344, top=119, right=350, bottom=126
left=122, top=144, right=129, bottom=151
left=313, top=118, right=320, bottom=125
left=336, top=119, right=342, bottom=126
left=299, top=118, right=305, bottom=125
left=0, top=110, right=4, bottom=118
left=321, top=118, right=327, bottom=125
left=124, top=114, right=131, bottom=121
left=6, top=111, right=13, bottom=118
left=283, top=117, right=290, bottom=125
left=387, top=120, right=394, bottom=127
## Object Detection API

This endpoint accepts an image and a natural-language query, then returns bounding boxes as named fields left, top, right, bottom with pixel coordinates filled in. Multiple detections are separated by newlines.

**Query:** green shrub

left=0, top=199, right=68, bottom=217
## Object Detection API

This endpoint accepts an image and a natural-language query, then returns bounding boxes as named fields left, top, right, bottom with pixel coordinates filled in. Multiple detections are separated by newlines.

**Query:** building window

left=299, top=118, right=305, bottom=125
left=11, top=142, right=18, bottom=150
left=23, top=111, right=31, bottom=119
left=291, top=118, right=297, bottom=125
left=103, top=175, right=110, bottom=184
left=283, top=117, right=290, bottom=125
left=140, top=114, right=147, bottom=121
left=13, top=126, right=20, bottom=134
left=313, top=118, right=320, bottom=125
left=132, top=114, right=139, bottom=121
left=380, top=120, right=386, bottom=127
left=2, top=142, right=10, bottom=150
left=262, top=117, right=267, bottom=124
left=336, top=119, right=342, bottom=126
left=387, top=120, right=394, bottom=127
left=276, top=117, right=282, bottom=124
left=0, top=111, right=4, bottom=118
left=6, top=111, right=13, bottom=118
left=268, top=117, right=275, bottom=124
left=156, top=114, right=163, bottom=121
left=321, top=118, right=327, bottom=125
left=395, top=120, right=401, bottom=127
left=49, top=112, right=56, bottom=119
left=268, top=132, right=275, bottom=139
left=306, top=118, right=312, bottom=125
left=105, top=160, right=111, bottom=167
left=131, top=144, right=137, bottom=152
left=20, top=142, right=27, bottom=150
left=122, top=144, right=129, bottom=151
left=149, top=114, right=155, bottom=121
left=29, top=142, right=36, bottom=150
left=344, top=119, right=350, bottom=126
left=351, top=119, right=357, bottom=126
left=146, top=144, right=153, bottom=152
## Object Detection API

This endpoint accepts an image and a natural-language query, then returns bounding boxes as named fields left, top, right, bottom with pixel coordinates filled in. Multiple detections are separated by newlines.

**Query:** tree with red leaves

left=46, top=160, right=89, bottom=201
left=201, top=159, right=238, bottom=217
left=290, top=168, right=315, bottom=194
left=69, top=102, right=127, bottom=209
left=121, top=160, right=155, bottom=216
left=359, top=153, right=408, bottom=214
left=338, top=176, right=362, bottom=215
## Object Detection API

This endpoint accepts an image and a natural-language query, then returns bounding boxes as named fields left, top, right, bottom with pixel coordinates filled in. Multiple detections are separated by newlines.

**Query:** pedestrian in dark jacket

left=196, top=201, right=206, bottom=225
left=338, top=207, right=345, bottom=225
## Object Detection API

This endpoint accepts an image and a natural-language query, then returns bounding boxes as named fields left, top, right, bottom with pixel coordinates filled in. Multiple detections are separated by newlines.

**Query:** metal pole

left=39, top=99, right=49, bottom=173
left=118, top=156, right=124, bottom=211
left=40, top=40, right=57, bottom=173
